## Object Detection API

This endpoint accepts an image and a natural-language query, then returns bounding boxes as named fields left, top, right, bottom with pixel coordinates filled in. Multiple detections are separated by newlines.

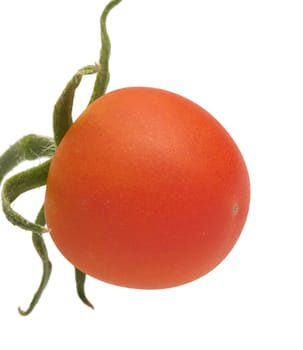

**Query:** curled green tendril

left=89, top=0, right=122, bottom=103
left=0, top=134, right=55, bottom=184
left=0, top=0, right=122, bottom=315
left=2, top=160, right=51, bottom=233
left=18, top=205, right=52, bottom=316
left=0, top=134, right=54, bottom=233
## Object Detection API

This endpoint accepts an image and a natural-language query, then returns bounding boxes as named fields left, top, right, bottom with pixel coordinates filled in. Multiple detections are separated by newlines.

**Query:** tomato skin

left=45, top=87, right=250, bottom=289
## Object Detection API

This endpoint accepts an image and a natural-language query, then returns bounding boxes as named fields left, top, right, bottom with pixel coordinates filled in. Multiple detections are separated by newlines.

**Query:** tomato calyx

left=0, top=0, right=122, bottom=315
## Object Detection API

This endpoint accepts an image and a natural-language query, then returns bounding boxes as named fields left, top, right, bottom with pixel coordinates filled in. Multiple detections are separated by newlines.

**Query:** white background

left=0, top=0, right=302, bottom=348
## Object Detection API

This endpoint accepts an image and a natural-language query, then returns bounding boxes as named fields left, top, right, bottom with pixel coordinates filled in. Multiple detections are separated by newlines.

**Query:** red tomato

left=44, top=87, right=250, bottom=289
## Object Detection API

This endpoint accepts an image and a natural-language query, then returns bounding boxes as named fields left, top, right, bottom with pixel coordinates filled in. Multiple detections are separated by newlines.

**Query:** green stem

left=18, top=205, right=52, bottom=316
left=1, top=160, right=50, bottom=233
left=53, top=65, right=98, bottom=145
left=89, top=0, right=122, bottom=104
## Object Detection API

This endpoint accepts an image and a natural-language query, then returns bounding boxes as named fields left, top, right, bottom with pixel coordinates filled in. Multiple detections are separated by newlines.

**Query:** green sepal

left=75, top=268, right=94, bottom=310
left=18, top=205, right=52, bottom=316
left=89, top=0, right=123, bottom=104
left=1, top=160, right=51, bottom=234
left=0, top=134, right=55, bottom=184
left=53, top=65, right=99, bottom=146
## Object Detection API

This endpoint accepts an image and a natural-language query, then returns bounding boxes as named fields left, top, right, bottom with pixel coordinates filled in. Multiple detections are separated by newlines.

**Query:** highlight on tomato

left=0, top=0, right=250, bottom=315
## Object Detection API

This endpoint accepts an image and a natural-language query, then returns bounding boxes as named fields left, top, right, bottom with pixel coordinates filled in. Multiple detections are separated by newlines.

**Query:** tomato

left=44, top=87, right=250, bottom=289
